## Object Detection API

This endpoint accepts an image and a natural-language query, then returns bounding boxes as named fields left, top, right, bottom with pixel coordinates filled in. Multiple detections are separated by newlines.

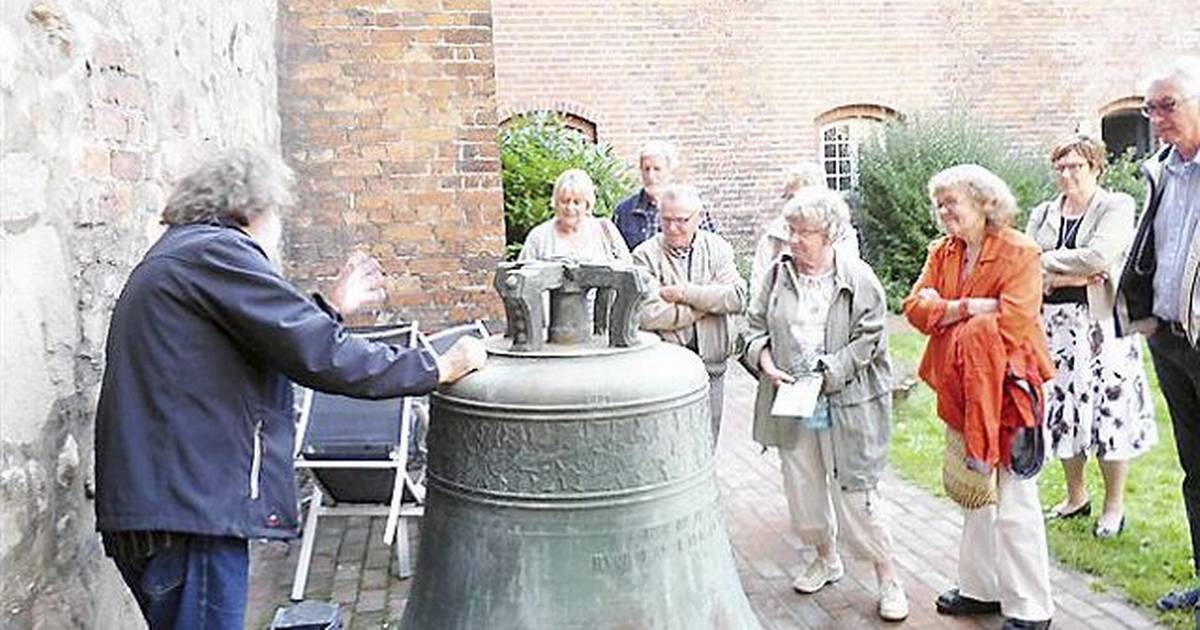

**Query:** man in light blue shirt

left=1151, top=148, right=1200, bottom=322
left=1116, top=55, right=1200, bottom=617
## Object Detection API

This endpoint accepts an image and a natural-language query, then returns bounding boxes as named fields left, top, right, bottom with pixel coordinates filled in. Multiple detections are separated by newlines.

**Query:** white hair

left=927, top=164, right=1019, bottom=231
left=781, top=187, right=849, bottom=241
left=638, top=140, right=678, bottom=169
left=784, top=162, right=828, bottom=190
left=658, top=184, right=703, bottom=215
left=1143, top=55, right=1200, bottom=99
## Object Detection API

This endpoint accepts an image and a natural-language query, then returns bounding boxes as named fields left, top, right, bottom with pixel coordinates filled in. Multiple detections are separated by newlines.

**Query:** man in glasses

left=632, top=185, right=746, bottom=446
left=1116, top=54, right=1200, bottom=618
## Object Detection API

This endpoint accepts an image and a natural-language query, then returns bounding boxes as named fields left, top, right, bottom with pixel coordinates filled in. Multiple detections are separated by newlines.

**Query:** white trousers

left=777, top=424, right=893, bottom=563
left=958, top=466, right=1054, bottom=621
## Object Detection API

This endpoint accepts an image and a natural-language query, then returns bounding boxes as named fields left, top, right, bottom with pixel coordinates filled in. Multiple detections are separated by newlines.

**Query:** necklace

left=1058, top=215, right=1084, bottom=249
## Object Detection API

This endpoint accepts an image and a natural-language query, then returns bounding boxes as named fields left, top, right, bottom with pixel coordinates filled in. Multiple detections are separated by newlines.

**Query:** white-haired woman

left=748, top=162, right=860, bottom=296
left=743, top=187, right=908, bottom=622
left=903, top=165, right=1055, bottom=630
left=518, top=168, right=630, bottom=263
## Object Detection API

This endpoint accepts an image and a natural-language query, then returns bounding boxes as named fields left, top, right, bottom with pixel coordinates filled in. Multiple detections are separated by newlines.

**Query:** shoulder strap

left=600, top=218, right=623, bottom=259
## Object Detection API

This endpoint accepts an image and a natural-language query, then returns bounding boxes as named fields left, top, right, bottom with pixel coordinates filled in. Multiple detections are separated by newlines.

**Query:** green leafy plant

left=1102, top=147, right=1150, bottom=209
left=856, top=114, right=1056, bottom=310
left=499, top=113, right=637, bottom=259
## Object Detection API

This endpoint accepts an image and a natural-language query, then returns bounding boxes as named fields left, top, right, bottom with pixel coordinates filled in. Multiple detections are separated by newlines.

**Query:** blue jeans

left=109, top=533, right=248, bottom=630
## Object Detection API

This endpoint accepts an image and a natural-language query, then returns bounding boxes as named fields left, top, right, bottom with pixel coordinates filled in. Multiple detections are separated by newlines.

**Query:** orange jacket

left=902, top=228, right=1054, bottom=469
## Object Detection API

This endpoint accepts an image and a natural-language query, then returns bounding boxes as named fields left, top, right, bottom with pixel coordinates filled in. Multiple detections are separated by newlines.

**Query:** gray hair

left=784, top=162, right=828, bottom=190
left=552, top=168, right=596, bottom=211
left=658, top=184, right=704, bottom=215
left=927, top=164, right=1019, bottom=231
left=781, top=187, right=849, bottom=241
left=161, top=147, right=296, bottom=226
left=638, top=140, right=678, bottom=169
left=1143, top=55, right=1200, bottom=99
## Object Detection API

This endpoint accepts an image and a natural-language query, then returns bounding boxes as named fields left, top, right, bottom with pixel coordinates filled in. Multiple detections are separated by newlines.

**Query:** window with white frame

left=820, top=117, right=881, bottom=193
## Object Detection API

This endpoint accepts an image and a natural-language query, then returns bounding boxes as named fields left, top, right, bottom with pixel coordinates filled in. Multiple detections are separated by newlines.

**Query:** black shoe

left=935, top=588, right=1002, bottom=616
left=1002, top=618, right=1051, bottom=630
left=1046, top=500, right=1091, bottom=520
left=1093, top=515, right=1125, bottom=539
left=1157, top=587, right=1200, bottom=611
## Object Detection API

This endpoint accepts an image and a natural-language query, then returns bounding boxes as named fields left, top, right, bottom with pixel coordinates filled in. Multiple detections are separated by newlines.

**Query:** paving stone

left=355, top=588, right=387, bottom=614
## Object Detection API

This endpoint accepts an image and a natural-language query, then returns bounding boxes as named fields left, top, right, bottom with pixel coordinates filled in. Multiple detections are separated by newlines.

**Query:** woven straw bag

left=942, top=428, right=997, bottom=509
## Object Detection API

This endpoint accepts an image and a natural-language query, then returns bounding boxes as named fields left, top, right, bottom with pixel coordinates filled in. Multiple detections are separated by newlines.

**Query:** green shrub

left=500, top=113, right=637, bottom=259
left=857, top=114, right=1056, bottom=310
left=1102, top=147, right=1149, bottom=209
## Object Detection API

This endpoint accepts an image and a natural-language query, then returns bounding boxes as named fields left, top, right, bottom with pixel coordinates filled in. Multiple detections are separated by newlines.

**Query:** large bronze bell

left=399, top=260, right=761, bottom=630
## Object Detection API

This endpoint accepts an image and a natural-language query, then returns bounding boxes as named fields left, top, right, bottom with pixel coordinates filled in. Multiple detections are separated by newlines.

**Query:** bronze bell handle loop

left=573, top=263, right=651, bottom=348
left=493, top=260, right=652, bottom=352
left=494, top=261, right=564, bottom=352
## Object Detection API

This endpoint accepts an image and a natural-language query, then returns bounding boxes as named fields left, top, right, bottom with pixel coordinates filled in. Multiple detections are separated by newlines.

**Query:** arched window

left=499, top=110, right=598, bottom=143
left=1100, top=98, right=1153, bottom=159
left=815, top=104, right=899, bottom=193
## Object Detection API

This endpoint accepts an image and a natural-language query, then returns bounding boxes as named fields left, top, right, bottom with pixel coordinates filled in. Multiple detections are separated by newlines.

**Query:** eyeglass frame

left=1141, top=95, right=1196, bottom=119
left=659, top=211, right=701, bottom=227
left=1052, top=161, right=1091, bottom=174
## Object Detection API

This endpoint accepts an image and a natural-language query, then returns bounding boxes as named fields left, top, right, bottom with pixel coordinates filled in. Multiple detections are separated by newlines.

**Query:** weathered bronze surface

left=399, top=260, right=761, bottom=630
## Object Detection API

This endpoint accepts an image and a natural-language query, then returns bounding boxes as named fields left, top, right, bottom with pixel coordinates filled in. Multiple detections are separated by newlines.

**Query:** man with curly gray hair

left=94, top=147, right=485, bottom=629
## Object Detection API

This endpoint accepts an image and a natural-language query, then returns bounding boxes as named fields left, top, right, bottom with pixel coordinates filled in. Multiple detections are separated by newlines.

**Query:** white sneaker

left=791, top=556, right=844, bottom=594
left=878, top=577, right=909, bottom=622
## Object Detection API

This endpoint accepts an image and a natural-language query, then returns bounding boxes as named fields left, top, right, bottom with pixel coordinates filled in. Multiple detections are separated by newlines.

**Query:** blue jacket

left=94, top=222, right=440, bottom=539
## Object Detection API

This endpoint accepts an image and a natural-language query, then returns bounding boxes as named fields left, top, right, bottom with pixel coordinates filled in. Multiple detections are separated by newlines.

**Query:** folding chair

left=404, top=320, right=493, bottom=483
left=290, top=323, right=425, bottom=601
left=418, top=319, right=492, bottom=355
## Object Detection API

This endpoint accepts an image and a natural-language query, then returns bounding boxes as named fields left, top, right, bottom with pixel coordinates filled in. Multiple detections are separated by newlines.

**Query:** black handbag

left=1006, top=372, right=1046, bottom=480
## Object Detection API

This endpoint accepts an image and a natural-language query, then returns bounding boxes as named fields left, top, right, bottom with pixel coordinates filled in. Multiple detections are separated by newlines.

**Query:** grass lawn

left=887, top=330, right=1196, bottom=629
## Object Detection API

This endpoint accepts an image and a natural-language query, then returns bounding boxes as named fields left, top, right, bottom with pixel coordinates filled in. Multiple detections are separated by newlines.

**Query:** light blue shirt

left=1152, top=147, right=1200, bottom=322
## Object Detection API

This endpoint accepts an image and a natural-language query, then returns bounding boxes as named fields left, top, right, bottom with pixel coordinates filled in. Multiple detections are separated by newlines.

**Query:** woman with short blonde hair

left=518, top=168, right=629, bottom=263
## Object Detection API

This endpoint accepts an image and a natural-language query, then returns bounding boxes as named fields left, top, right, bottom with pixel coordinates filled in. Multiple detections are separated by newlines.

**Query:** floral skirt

left=1042, top=303, right=1158, bottom=461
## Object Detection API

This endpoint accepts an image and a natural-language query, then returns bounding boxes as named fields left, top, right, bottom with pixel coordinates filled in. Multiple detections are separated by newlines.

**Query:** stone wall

left=0, top=1, right=281, bottom=627
left=491, top=0, right=1200, bottom=252
left=278, top=0, right=507, bottom=329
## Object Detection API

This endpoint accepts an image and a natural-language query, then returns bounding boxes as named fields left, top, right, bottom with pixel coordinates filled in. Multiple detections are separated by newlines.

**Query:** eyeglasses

left=1141, top=96, right=1194, bottom=118
left=660, top=213, right=699, bottom=227
left=1053, top=162, right=1089, bottom=174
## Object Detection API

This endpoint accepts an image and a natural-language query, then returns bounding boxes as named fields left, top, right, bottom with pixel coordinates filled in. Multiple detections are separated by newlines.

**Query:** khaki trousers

left=777, top=423, right=894, bottom=563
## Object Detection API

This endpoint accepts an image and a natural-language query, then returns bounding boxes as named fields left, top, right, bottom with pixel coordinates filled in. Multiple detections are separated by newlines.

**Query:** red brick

left=280, top=0, right=505, bottom=327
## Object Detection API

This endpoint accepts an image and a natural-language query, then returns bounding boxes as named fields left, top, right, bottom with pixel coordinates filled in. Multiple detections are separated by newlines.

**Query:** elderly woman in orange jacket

left=903, top=164, right=1055, bottom=630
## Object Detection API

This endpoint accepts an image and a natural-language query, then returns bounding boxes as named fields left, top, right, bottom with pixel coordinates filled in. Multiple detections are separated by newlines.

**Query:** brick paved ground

left=246, top=367, right=1163, bottom=629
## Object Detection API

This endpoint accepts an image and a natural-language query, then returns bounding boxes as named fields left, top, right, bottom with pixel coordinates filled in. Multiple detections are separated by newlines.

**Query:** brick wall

left=491, top=0, right=1200, bottom=253
left=279, top=0, right=506, bottom=329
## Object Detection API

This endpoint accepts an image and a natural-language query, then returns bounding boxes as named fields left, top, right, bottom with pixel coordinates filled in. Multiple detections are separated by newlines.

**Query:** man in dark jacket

left=1115, top=55, right=1200, bottom=617
left=613, top=140, right=719, bottom=250
left=94, top=148, right=485, bottom=629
